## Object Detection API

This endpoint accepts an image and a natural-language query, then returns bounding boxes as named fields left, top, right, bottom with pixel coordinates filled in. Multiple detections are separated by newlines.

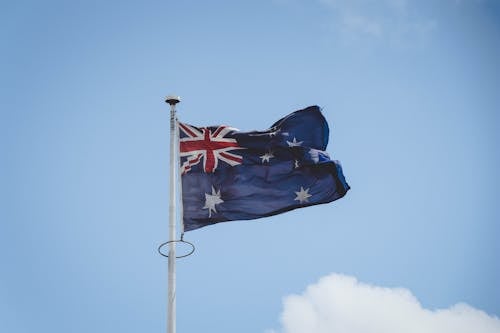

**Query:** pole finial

left=165, top=95, right=181, bottom=106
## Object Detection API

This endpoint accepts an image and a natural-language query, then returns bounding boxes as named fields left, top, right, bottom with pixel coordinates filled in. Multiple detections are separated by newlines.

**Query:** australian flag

left=179, top=105, right=350, bottom=232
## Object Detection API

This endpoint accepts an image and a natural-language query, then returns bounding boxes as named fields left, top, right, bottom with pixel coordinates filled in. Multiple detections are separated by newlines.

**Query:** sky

left=1, top=0, right=499, bottom=332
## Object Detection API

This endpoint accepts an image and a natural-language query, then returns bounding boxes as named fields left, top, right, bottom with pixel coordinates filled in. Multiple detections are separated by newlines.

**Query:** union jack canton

left=179, top=123, right=243, bottom=175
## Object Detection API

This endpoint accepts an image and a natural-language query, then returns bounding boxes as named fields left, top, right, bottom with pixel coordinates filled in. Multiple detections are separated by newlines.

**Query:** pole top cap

left=165, top=95, right=181, bottom=105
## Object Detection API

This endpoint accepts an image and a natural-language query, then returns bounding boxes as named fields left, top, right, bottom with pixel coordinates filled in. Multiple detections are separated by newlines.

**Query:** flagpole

left=165, top=95, right=180, bottom=333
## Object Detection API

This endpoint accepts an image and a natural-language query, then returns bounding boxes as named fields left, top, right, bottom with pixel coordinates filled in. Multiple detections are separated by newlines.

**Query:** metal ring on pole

left=158, top=239, right=195, bottom=259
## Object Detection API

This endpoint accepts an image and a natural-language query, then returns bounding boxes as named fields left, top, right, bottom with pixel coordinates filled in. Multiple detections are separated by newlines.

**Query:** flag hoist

left=159, top=95, right=194, bottom=333
left=166, top=95, right=179, bottom=333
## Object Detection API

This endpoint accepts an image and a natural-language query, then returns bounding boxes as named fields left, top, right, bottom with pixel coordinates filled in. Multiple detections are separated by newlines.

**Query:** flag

left=179, top=105, right=350, bottom=232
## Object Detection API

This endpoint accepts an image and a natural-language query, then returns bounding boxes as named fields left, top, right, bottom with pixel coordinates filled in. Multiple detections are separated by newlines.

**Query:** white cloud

left=341, top=13, right=383, bottom=37
left=318, top=0, right=436, bottom=44
left=270, top=273, right=500, bottom=333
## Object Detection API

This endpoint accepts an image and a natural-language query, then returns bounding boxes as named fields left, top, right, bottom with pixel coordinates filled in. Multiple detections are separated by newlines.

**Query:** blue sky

left=1, top=0, right=499, bottom=332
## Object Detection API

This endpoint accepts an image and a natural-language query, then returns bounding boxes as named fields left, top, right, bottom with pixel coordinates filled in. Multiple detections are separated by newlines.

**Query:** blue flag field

left=179, top=106, right=350, bottom=231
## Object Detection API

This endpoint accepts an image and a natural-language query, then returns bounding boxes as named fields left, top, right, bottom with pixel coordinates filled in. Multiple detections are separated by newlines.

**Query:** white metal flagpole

left=165, top=95, right=180, bottom=333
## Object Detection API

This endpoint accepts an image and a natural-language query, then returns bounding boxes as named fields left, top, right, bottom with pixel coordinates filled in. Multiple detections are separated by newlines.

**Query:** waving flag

left=180, top=105, right=350, bottom=231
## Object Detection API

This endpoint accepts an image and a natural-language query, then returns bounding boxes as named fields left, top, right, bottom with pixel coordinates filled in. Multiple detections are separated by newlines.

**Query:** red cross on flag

left=179, top=122, right=244, bottom=174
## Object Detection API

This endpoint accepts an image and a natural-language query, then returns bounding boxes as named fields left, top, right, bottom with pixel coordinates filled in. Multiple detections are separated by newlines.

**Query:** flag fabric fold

left=179, top=105, right=350, bottom=232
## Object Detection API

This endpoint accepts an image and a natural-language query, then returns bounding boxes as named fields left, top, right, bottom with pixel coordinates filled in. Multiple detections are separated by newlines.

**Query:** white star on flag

left=260, top=151, right=274, bottom=163
left=294, top=186, right=312, bottom=203
left=287, top=137, right=303, bottom=147
left=203, top=186, right=224, bottom=217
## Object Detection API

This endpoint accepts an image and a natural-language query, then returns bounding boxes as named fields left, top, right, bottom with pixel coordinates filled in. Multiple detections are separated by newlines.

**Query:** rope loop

left=158, top=239, right=195, bottom=259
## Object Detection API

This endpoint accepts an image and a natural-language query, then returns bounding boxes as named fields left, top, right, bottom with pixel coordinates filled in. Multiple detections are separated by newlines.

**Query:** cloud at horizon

left=269, top=273, right=500, bottom=333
